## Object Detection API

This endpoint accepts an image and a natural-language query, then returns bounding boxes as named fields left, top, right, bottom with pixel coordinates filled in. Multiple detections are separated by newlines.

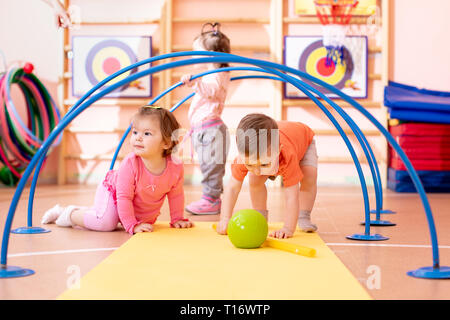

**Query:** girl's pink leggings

left=83, top=182, right=120, bottom=232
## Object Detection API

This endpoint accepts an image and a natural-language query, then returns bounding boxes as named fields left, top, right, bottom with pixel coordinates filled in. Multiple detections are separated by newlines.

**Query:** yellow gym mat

left=59, top=222, right=371, bottom=300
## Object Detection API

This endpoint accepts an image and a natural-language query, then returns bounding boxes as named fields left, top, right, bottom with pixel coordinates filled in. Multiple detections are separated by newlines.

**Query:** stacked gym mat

left=384, top=82, right=450, bottom=192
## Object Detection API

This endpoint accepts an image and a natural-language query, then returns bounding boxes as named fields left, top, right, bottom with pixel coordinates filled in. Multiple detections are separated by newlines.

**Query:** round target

left=299, top=40, right=354, bottom=90
left=85, top=39, right=138, bottom=91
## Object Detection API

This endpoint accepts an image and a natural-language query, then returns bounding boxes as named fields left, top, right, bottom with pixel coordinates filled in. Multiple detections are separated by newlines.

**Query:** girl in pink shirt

left=181, top=22, right=231, bottom=215
left=42, top=106, right=193, bottom=234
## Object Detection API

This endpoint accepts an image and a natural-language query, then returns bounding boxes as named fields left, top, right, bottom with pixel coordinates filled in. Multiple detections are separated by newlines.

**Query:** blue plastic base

left=407, top=266, right=450, bottom=279
left=346, top=233, right=389, bottom=241
left=0, top=265, right=35, bottom=278
left=360, top=220, right=396, bottom=227
left=11, top=226, right=51, bottom=234
left=370, top=209, right=396, bottom=214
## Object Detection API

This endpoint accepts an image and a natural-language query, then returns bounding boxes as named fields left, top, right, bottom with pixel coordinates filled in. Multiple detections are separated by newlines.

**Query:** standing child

left=216, top=113, right=319, bottom=239
left=181, top=22, right=231, bottom=215
left=42, top=106, right=193, bottom=234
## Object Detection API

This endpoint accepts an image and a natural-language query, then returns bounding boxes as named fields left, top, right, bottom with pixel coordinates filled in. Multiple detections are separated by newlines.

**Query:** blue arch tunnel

left=1, top=51, right=448, bottom=280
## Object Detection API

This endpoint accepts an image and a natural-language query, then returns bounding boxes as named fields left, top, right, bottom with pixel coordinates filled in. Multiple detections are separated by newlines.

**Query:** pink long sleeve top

left=104, top=153, right=185, bottom=234
left=187, top=71, right=230, bottom=126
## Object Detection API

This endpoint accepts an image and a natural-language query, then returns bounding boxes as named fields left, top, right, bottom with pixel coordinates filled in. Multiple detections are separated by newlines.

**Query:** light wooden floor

left=0, top=184, right=449, bottom=300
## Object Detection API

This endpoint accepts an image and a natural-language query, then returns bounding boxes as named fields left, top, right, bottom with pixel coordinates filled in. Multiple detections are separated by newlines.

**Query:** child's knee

left=84, top=210, right=119, bottom=232
left=300, top=166, right=318, bottom=185
left=300, top=175, right=317, bottom=192
left=97, top=220, right=119, bottom=232
left=98, top=212, right=120, bottom=231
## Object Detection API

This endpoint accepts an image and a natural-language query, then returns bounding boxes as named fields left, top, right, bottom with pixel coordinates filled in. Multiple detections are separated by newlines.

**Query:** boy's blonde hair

left=132, top=106, right=180, bottom=157
left=236, top=113, right=279, bottom=160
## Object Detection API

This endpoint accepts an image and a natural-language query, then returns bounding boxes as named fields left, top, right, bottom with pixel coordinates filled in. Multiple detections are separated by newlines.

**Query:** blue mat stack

left=384, top=82, right=450, bottom=193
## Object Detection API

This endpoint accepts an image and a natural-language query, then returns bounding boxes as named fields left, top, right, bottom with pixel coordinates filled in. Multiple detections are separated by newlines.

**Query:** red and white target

left=284, top=36, right=367, bottom=98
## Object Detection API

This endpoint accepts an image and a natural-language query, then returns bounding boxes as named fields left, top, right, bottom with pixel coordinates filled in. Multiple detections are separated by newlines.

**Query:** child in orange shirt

left=216, top=113, right=318, bottom=239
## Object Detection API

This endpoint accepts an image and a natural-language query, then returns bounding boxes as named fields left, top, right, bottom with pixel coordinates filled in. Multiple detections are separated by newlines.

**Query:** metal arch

left=1, top=52, right=444, bottom=278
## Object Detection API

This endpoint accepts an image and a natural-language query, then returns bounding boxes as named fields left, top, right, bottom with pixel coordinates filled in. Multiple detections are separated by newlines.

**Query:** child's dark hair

left=196, top=22, right=231, bottom=68
left=132, top=106, right=181, bottom=157
left=236, top=113, right=279, bottom=159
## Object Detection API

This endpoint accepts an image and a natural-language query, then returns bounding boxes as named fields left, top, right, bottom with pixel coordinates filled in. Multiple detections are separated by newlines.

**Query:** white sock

left=298, top=210, right=317, bottom=232
left=41, top=204, right=64, bottom=224
left=55, top=205, right=79, bottom=227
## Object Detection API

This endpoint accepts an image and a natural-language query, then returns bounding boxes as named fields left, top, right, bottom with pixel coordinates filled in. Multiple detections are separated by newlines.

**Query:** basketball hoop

left=314, top=0, right=359, bottom=66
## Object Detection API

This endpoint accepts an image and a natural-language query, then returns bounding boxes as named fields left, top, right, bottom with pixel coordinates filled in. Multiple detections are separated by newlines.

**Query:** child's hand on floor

left=172, top=219, right=194, bottom=228
left=133, top=223, right=153, bottom=233
left=269, top=227, right=295, bottom=239
left=216, top=219, right=229, bottom=235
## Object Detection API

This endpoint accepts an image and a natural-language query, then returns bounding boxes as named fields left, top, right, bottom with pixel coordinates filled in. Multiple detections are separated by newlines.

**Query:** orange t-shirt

left=231, top=121, right=315, bottom=187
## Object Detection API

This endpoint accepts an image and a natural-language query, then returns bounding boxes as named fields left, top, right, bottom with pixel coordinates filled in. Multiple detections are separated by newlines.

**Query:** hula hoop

left=0, top=64, right=61, bottom=185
